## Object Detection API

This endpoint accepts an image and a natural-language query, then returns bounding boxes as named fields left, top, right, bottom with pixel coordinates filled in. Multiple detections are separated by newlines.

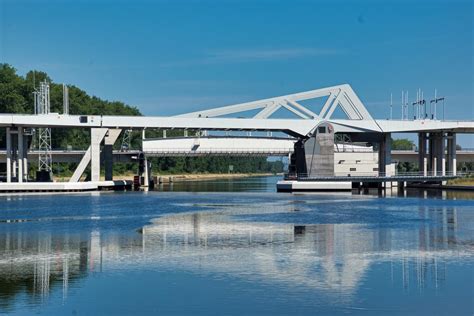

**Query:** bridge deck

left=287, top=174, right=461, bottom=182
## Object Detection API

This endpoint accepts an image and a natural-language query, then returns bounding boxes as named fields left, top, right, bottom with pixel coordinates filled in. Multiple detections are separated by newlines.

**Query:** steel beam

left=69, top=147, right=91, bottom=182
left=69, top=128, right=108, bottom=182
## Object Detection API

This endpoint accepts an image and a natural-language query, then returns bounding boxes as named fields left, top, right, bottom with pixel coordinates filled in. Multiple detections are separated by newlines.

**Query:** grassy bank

left=54, top=172, right=277, bottom=182
left=447, top=176, right=474, bottom=186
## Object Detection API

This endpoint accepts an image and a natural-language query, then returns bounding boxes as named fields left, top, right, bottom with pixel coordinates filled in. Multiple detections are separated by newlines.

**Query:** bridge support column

left=428, top=132, right=444, bottom=176
left=11, top=130, right=18, bottom=180
left=23, top=134, right=28, bottom=182
left=103, top=129, right=122, bottom=181
left=17, top=127, right=24, bottom=183
left=141, top=129, right=151, bottom=187
left=437, top=133, right=446, bottom=176
left=428, top=133, right=434, bottom=175
left=378, top=133, right=392, bottom=177
left=442, top=134, right=446, bottom=176
left=418, top=132, right=427, bottom=176
left=447, top=132, right=456, bottom=176
left=91, top=128, right=108, bottom=182
left=6, top=128, right=11, bottom=183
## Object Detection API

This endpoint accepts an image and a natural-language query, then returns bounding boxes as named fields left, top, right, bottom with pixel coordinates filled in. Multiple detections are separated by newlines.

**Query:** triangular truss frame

left=176, top=84, right=373, bottom=121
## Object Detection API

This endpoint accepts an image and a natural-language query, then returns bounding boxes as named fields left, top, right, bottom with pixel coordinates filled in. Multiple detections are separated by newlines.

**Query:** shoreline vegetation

left=54, top=172, right=279, bottom=182
left=447, top=177, right=474, bottom=186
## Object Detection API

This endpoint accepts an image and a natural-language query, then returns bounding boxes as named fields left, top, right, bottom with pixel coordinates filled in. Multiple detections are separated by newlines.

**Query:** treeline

left=391, top=138, right=472, bottom=172
left=150, top=156, right=284, bottom=174
left=0, top=64, right=284, bottom=175
left=0, top=64, right=141, bottom=150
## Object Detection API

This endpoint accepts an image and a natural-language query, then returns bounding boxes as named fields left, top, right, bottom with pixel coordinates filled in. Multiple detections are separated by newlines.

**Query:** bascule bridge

left=0, top=84, right=472, bottom=192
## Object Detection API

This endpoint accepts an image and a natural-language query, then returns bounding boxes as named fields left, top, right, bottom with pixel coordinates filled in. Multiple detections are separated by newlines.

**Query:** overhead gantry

left=0, top=84, right=473, bottom=187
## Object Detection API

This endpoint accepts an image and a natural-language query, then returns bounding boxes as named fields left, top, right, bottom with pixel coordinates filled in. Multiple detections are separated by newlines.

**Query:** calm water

left=0, top=176, right=473, bottom=315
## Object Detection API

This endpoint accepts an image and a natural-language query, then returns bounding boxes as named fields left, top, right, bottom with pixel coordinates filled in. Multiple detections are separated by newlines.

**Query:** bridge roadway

left=141, top=136, right=474, bottom=161
left=0, top=139, right=472, bottom=162
left=286, top=173, right=460, bottom=183
left=0, top=114, right=473, bottom=136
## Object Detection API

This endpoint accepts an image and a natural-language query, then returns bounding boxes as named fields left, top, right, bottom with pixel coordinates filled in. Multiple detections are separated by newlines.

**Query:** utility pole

left=430, top=90, right=445, bottom=121
left=401, top=91, right=404, bottom=120
left=390, top=93, right=393, bottom=120
left=412, top=89, right=426, bottom=120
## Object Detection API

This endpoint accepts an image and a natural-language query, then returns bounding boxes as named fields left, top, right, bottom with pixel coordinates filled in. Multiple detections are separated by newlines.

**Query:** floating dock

left=0, top=180, right=132, bottom=193
left=277, top=174, right=460, bottom=192
left=277, top=180, right=352, bottom=192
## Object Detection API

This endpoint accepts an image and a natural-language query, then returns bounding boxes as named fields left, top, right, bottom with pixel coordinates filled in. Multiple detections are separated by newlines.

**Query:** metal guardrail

left=284, top=171, right=472, bottom=181
left=394, top=149, right=474, bottom=153
left=334, top=148, right=374, bottom=153
left=144, top=148, right=294, bottom=156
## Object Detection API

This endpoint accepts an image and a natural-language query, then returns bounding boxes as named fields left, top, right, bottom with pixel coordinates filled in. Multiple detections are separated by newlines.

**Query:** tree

left=392, top=138, right=415, bottom=150
left=0, top=63, right=284, bottom=176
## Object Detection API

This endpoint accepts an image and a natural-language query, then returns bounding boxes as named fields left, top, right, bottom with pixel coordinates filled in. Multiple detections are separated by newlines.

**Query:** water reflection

left=153, top=176, right=279, bottom=192
left=1, top=198, right=472, bottom=312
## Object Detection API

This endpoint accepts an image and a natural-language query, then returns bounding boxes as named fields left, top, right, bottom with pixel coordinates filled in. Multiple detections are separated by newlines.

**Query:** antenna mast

left=430, top=89, right=445, bottom=121
left=390, top=93, right=393, bottom=120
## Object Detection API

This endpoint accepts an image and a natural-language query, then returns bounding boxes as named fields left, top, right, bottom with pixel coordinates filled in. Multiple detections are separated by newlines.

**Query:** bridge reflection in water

left=0, top=199, right=470, bottom=310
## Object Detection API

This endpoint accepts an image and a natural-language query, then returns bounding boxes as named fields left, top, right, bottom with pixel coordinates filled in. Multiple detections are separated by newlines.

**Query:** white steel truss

left=176, top=84, right=373, bottom=121
left=37, top=128, right=52, bottom=171
left=34, top=81, right=53, bottom=172
left=120, top=129, right=133, bottom=151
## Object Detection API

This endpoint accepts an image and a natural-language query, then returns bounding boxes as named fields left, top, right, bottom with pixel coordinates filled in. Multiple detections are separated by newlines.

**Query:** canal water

left=0, top=176, right=473, bottom=315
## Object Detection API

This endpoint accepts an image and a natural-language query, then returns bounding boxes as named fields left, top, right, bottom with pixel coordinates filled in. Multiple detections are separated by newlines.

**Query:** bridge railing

left=392, top=148, right=474, bottom=153
left=144, top=148, right=294, bottom=156
left=284, top=171, right=472, bottom=180
left=334, top=148, right=377, bottom=153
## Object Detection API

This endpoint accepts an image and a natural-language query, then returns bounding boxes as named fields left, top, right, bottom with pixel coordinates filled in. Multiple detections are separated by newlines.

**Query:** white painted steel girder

left=176, top=84, right=374, bottom=121
left=142, top=136, right=295, bottom=156
left=0, top=84, right=472, bottom=136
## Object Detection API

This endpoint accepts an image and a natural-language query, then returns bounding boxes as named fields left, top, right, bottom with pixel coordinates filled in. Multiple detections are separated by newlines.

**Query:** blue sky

left=1, top=0, right=473, bottom=144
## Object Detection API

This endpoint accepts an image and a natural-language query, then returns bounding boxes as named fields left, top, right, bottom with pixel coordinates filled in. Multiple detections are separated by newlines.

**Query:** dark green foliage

left=392, top=139, right=417, bottom=172
left=396, top=162, right=417, bottom=173
left=0, top=64, right=283, bottom=175
left=391, top=138, right=415, bottom=150
left=150, top=156, right=283, bottom=174
left=459, top=162, right=474, bottom=172
left=0, top=64, right=140, bottom=150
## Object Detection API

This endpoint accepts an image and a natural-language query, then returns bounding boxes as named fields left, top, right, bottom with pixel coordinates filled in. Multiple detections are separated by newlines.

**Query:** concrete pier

left=0, top=180, right=132, bottom=193
left=378, top=133, right=393, bottom=177
left=423, top=132, right=457, bottom=177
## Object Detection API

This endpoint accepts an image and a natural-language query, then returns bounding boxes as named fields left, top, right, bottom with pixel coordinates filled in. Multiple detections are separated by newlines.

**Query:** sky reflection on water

left=0, top=180, right=473, bottom=315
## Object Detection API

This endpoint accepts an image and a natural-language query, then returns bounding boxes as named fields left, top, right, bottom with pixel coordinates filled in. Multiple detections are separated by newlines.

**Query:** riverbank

left=447, top=177, right=474, bottom=186
left=54, top=173, right=277, bottom=182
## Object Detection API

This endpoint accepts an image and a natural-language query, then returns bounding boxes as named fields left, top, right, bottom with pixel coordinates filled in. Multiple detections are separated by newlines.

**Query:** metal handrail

left=144, top=148, right=294, bottom=153
left=284, top=171, right=472, bottom=180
